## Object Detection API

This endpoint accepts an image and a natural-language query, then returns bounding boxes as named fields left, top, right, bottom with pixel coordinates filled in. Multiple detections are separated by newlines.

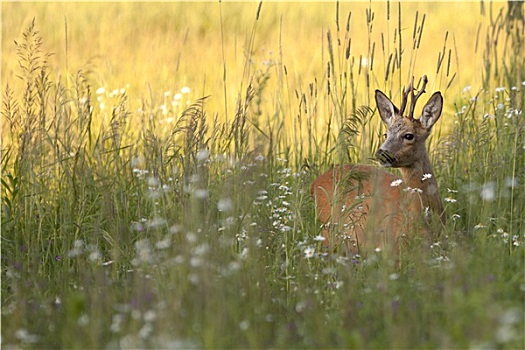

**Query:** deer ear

left=420, top=92, right=443, bottom=131
left=375, top=90, right=399, bottom=127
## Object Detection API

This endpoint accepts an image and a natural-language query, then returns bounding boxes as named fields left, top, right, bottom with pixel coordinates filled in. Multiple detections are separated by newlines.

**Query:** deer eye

left=383, top=133, right=387, bottom=140
left=403, top=133, right=414, bottom=140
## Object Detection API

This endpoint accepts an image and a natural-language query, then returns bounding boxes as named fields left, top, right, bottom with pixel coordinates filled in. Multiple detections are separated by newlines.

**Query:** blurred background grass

left=1, top=1, right=503, bottom=118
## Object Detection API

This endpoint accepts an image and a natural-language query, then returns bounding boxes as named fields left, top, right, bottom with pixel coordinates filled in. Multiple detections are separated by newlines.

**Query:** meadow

left=1, top=1, right=524, bottom=348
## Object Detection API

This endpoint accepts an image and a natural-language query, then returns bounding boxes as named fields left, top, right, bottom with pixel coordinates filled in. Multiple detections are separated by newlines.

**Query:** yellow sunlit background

left=2, top=1, right=510, bottom=123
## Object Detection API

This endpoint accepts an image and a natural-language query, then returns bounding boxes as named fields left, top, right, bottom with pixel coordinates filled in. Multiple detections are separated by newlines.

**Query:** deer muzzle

left=375, top=149, right=396, bottom=167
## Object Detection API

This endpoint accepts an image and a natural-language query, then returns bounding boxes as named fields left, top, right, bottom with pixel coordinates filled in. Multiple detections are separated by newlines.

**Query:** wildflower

left=452, top=214, right=461, bottom=220
left=15, top=329, right=39, bottom=343
left=96, top=87, right=105, bottom=95
left=480, top=182, right=496, bottom=202
left=404, top=187, right=423, bottom=194
left=333, top=280, right=344, bottom=289
left=88, top=250, right=101, bottom=262
left=68, top=240, right=84, bottom=257
left=304, top=246, right=315, bottom=259
left=495, top=86, right=505, bottom=93
left=180, top=87, right=191, bottom=94
left=313, top=234, right=326, bottom=242
left=239, top=320, right=250, bottom=331
left=132, top=239, right=154, bottom=266
left=156, top=236, right=172, bottom=250
left=505, top=177, right=518, bottom=188
left=422, top=173, right=433, bottom=181
left=444, top=197, right=457, bottom=203
left=474, top=224, right=487, bottom=230
left=375, top=247, right=382, bottom=253
left=447, top=188, right=458, bottom=193
left=169, top=224, right=183, bottom=234
left=196, top=149, right=209, bottom=162
left=390, top=179, right=403, bottom=187
left=194, top=189, right=209, bottom=199
left=77, top=314, right=90, bottom=327
left=217, top=198, right=233, bottom=212
left=144, top=310, right=157, bottom=323
left=139, top=323, right=153, bottom=339
left=147, top=176, right=160, bottom=188
left=280, top=225, right=292, bottom=233
left=389, top=273, right=399, bottom=280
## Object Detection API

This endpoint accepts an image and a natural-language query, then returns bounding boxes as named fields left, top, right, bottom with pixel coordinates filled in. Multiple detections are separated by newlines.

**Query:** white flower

left=389, top=273, right=399, bottom=280
left=480, top=182, right=496, bottom=202
left=180, top=86, right=191, bottom=94
left=313, top=235, right=326, bottom=242
left=196, top=149, right=209, bottom=162
left=422, top=173, right=432, bottom=181
left=147, top=217, right=167, bottom=229
left=96, top=87, right=105, bottom=95
left=444, top=197, right=457, bottom=203
left=239, top=320, right=250, bottom=331
left=304, top=247, right=315, bottom=259
left=217, top=198, right=233, bottom=212
left=404, top=187, right=423, bottom=194
left=280, top=225, right=292, bottom=232
left=147, top=176, right=160, bottom=187
left=194, top=189, right=209, bottom=199
left=390, top=179, right=403, bottom=187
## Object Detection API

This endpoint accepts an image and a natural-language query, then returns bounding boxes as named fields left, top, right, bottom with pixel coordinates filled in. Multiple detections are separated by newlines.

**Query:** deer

left=311, top=76, right=445, bottom=257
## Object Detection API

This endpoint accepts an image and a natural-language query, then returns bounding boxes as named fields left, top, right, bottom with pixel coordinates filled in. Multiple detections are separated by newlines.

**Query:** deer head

left=375, top=76, right=443, bottom=168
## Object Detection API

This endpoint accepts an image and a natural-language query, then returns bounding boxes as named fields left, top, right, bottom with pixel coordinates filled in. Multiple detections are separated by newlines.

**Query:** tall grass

left=2, top=3, right=524, bottom=349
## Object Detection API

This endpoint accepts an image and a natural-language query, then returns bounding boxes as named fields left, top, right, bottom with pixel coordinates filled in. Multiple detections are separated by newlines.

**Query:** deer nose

left=376, top=149, right=396, bottom=165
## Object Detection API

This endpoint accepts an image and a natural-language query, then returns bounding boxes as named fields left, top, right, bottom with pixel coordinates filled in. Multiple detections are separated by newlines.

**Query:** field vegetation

left=2, top=1, right=524, bottom=348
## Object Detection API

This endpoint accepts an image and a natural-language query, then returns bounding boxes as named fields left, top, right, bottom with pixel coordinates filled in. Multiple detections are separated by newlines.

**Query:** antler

left=408, top=75, right=428, bottom=120
left=398, top=77, right=413, bottom=116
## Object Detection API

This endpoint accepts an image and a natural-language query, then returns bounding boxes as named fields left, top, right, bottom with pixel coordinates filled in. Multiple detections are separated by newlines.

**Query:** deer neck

left=399, top=152, right=444, bottom=219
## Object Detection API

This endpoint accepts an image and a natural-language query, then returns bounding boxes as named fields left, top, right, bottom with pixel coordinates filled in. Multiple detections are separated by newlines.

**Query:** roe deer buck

left=311, top=76, right=445, bottom=256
